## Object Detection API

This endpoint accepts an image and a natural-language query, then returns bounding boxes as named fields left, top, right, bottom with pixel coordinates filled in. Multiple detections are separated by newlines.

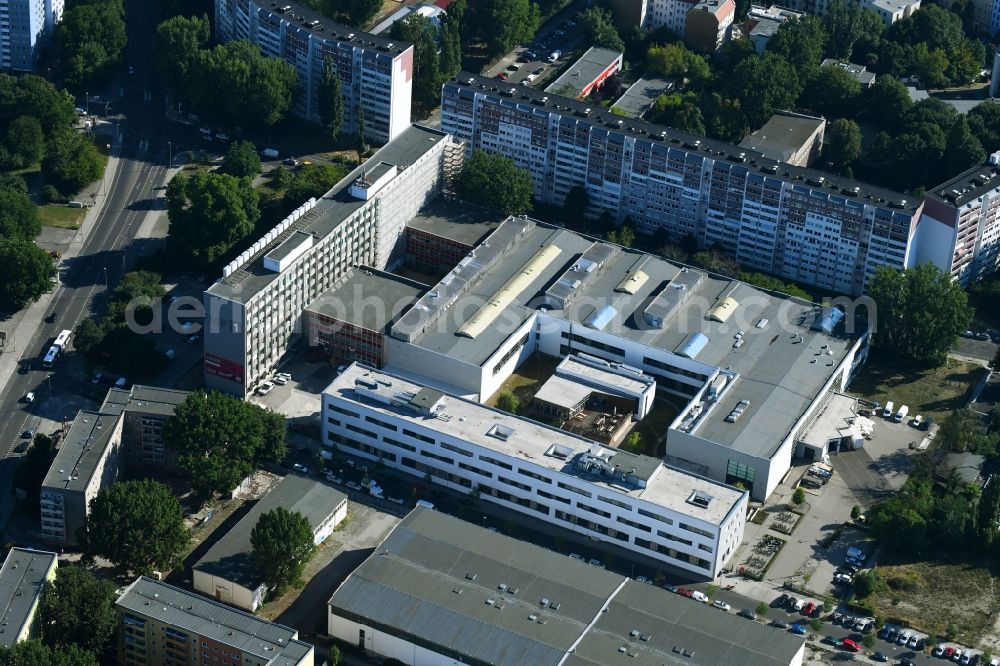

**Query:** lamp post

left=85, top=91, right=88, bottom=115
left=167, top=141, right=172, bottom=168
left=104, top=267, right=108, bottom=293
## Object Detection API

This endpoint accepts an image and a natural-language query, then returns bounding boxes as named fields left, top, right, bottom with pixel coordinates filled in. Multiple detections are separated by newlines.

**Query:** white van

left=691, top=591, right=709, bottom=603
left=415, top=499, right=435, bottom=510
left=882, top=401, right=894, bottom=418
left=894, top=405, right=909, bottom=422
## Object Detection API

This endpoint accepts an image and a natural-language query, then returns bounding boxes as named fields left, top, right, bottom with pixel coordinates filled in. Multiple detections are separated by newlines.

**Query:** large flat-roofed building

left=305, top=267, right=426, bottom=368
left=441, top=72, right=922, bottom=296
left=545, top=47, right=623, bottom=99
left=116, top=577, right=314, bottom=666
left=203, top=125, right=463, bottom=397
left=739, top=111, right=825, bottom=167
left=404, top=200, right=503, bottom=272
left=194, top=475, right=348, bottom=612
left=39, top=386, right=190, bottom=546
left=914, top=155, right=1000, bottom=286
left=377, top=216, right=869, bottom=501
left=214, top=0, right=412, bottom=143
left=0, top=548, right=57, bottom=647
left=324, top=363, right=748, bottom=578
left=328, top=508, right=805, bottom=666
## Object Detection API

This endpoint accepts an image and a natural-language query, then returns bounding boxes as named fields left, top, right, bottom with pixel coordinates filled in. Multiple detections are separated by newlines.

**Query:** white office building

left=203, top=125, right=464, bottom=396
left=324, top=364, right=749, bottom=578
left=0, top=0, right=62, bottom=71
left=214, top=0, right=413, bottom=143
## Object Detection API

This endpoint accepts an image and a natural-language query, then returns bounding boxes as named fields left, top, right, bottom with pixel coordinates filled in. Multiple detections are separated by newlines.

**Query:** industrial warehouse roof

left=0, top=548, right=56, bottom=647
left=329, top=509, right=803, bottom=666
left=207, top=125, right=451, bottom=304
left=545, top=47, right=623, bottom=99
left=446, top=72, right=918, bottom=213
left=117, top=577, right=312, bottom=665
left=327, top=364, right=745, bottom=523
left=305, top=267, right=426, bottom=334
left=194, top=475, right=347, bottom=590
left=386, top=216, right=860, bottom=459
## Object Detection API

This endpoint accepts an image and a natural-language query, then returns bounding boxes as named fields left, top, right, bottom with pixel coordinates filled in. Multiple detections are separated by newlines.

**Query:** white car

left=325, top=472, right=342, bottom=484
left=276, top=372, right=291, bottom=380
left=588, top=558, right=606, bottom=569
left=833, top=573, right=853, bottom=584
left=346, top=481, right=363, bottom=491
left=292, top=463, right=309, bottom=474
left=712, top=600, right=731, bottom=611
left=912, top=414, right=923, bottom=427
left=635, top=576, right=652, bottom=584
left=256, top=381, right=274, bottom=395
left=569, top=553, right=585, bottom=561
left=907, top=634, right=919, bottom=648
left=273, top=376, right=288, bottom=385
left=24, top=392, right=35, bottom=403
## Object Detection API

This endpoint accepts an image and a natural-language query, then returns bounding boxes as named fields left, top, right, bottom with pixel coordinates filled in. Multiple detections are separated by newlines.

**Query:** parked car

left=919, top=415, right=934, bottom=431
left=712, top=600, right=731, bottom=611
left=822, top=635, right=839, bottom=645
left=833, top=573, right=853, bottom=584
left=569, top=553, right=585, bottom=561
left=897, top=630, right=911, bottom=645
left=587, top=558, right=605, bottom=569
left=662, top=584, right=677, bottom=593
left=283, top=157, right=299, bottom=167
left=871, top=652, right=888, bottom=662
left=911, top=414, right=923, bottom=428
left=325, top=472, right=342, bottom=484
left=496, top=72, right=508, bottom=80
left=907, top=634, right=920, bottom=648
left=933, top=645, right=946, bottom=657
left=635, top=575, right=652, bottom=584
left=23, top=392, right=34, bottom=403
left=772, top=593, right=789, bottom=608
left=788, top=623, right=806, bottom=635
left=792, top=598, right=806, bottom=611
left=506, top=63, right=520, bottom=72
left=803, top=602, right=815, bottom=615
left=842, top=638, right=861, bottom=652
left=676, top=587, right=693, bottom=597
left=691, top=591, right=709, bottom=603
left=900, top=660, right=916, bottom=666
left=292, top=463, right=309, bottom=474
left=845, top=556, right=864, bottom=568
left=256, top=381, right=274, bottom=395
left=770, top=620, right=789, bottom=629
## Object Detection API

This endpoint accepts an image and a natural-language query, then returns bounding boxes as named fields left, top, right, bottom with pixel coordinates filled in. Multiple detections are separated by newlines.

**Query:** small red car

left=496, top=72, right=508, bottom=80
left=944, top=647, right=956, bottom=658
left=676, top=587, right=693, bottom=597
left=803, top=602, right=815, bottom=615
left=842, top=639, right=861, bottom=652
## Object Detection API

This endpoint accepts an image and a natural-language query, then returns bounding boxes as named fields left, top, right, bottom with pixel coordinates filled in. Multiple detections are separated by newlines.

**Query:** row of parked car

left=931, top=644, right=995, bottom=665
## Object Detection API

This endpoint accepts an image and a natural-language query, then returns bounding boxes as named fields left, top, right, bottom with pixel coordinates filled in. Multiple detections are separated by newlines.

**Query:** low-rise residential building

left=859, top=0, right=920, bottom=24
left=744, top=5, right=806, bottom=52
left=116, top=577, right=314, bottom=666
left=193, top=475, right=347, bottom=612
left=214, top=0, right=413, bottom=143
left=684, top=0, right=736, bottom=52
left=203, top=124, right=463, bottom=397
left=545, top=47, right=624, bottom=100
left=0, top=0, right=63, bottom=72
left=324, top=363, right=748, bottom=578
left=609, top=77, right=674, bottom=119
left=739, top=111, right=826, bottom=167
left=916, top=155, right=1000, bottom=285
left=820, top=59, right=877, bottom=88
left=441, top=72, right=923, bottom=296
left=328, top=508, right=805, bottom=666
left=39, top=386, right=189, bottom=546
left=0, top=548, right=57, bottom=647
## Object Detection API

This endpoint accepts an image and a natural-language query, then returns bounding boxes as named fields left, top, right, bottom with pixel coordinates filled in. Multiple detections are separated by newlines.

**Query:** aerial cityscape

left=0, top=0, right=998, bottom=664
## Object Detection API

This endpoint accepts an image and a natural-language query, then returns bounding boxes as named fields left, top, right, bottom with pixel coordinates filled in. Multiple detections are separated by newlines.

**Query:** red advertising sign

left=204, top=353, right=245, bottom=385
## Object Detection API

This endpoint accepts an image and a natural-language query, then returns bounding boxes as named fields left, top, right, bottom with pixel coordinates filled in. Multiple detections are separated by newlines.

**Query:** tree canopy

left=766, top=16, right=826, bottom=80
left=474, top=0, right=539, bottom=56
left=283, top=163, right=346, bottom=205
left=42, top=128, right=103, bottom=196
left=251, top=507, right=317, bottom=595
left=221, top=140, right=262, bottom=178
left=0, top=238, right=56, bottom=311
left=456, top=150, right=534, bottom=215
left=0, top=188, right=41, bottom=240
left=390, top=15, right=443, bottom=117
left=868, top=263, right=973, bottom=365
left=163, top=391, right=287, bottom=497
left=823, top=0, right=883, bottom=60
left=153, top=14, right=210, bottom=101
left=824, top=118, right=862, bottom=173
left=166, top=170, right=260, bottom=267
left=318, top=59, right=344, bottom=141
left=48, top=0, right=127, bottom=90
left=645, top=43, right=711, bottom=89
left=0, top=640, right=99, bottom=666
left=82, top=479, right=190, bottom=575
left=35, top=567, right=117, bottom=656
left=725, top=53, right=801, bottom=130
left=579, top=7, right=624, bottom=52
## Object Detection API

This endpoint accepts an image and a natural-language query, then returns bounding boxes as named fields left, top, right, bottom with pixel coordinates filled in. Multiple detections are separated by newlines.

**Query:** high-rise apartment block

left=441, top=73, right=921, bottom=296
left=203, top=124, right=463, bottom=396
left=0, top=0, right=63, bottom=71
left=214, top=0, right=413, bottom=143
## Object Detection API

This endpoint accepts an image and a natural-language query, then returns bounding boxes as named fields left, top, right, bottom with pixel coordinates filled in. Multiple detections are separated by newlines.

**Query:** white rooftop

left=327, top=364, right=745, bottom=525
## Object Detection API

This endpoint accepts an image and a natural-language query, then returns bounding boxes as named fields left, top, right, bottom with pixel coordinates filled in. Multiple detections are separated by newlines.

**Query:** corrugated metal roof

left=583, top=304, right=617, bottom=330
left=677, top=332, right=709, bottom=359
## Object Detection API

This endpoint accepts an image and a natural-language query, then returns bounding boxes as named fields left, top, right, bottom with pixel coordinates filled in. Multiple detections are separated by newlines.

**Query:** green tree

left=579, top=7, right=624, bottom=51
left=221, top=140, right=262, bottom=178
left=755, top=602, right=769, bottom=617
left=725, top=53, right=801, bottom=129
left=648, top=93, right=706, bottom=135
left=152, top=14, right=210, bottom=100
left=978, top=474, right=1000, bottom=548
left=941, top=117, right=985, bottom=182
left=562, top=185, right=590, bottom=225
left=327, top=645, right=343, bottom=666
left=35, top=567, right=117, bottom=656
left=49, top=0, right=127, bottom=89
left=621, top=432, right=645, bottom=454
left=270, top=165, right=293, bottom=190
left=348, top=0, right=383, bottom=25
left=862, top=633, right=875, bottom=649
left=496, top=390, right=520, bottom=414
left=456, top=150, right=534, bottom=215
left=699, top=93, right=745, bottom=141
left=163, top=391, right=288, bottom=497
left=823, top=0, right=883, bottom=59
left=646, top=43, right=712, bottom=88
left=0, top=640, right=99, bottom=666
left=190, top=41, right=300, bottom=129
left=12, top=434, right=55, bottom=516
left=912, top=42, right=948, bottom=89
left=6, top=115, right=44, bottom=168
left=824, top=118, right=861, bottom=173
left=968, top=100, right=1000, bottom=153
left=42, top=128, right=103, bottom=196
left=0, top=188, right=40, bottom=240
left=801, top=65, right=861, bottom=118
left=439, top=7, right=464, bottom=79
left=766, top=16, right=827, bottom=80
left=251, top=507, right=317, bottom=595
left=82, top=479, right=190, bottom=575
left=607, top=225, right=636, bottom=247
left=284, top=163, right=346, bottom=205
left=0, top=238, right=56, bottom=311
left=852, top=569, right=885, bottom=599
left=72, top=317, right=105, bottom=355
left=851, top=505, right=861, bottom=520
left=0, top=74, right=76, bottom=136
left=868, top=76, right=913, bottom=130
left=391, top=15, right=443, bottom=117
left=476, top=0, right=540, bottom=56
left=868, top=263, right=973, bottom=365
left=318, top=59, right=344, bottom=142
left=792, top=487, right=806, bottom=505
left=166, top=170, right=260, bottom=266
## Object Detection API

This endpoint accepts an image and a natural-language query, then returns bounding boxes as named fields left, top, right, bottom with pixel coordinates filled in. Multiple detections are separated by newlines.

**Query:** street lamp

left=104, top=267, right=108, bottom=293
left=85, top=91, right=88, bottom=115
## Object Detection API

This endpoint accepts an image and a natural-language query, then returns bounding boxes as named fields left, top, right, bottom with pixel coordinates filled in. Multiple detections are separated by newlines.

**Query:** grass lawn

left=850, top=354, right=987, bottom=422
left=631, top=396, right=683, bottom=457
left=485, top=352, right=562, bottom=409
left=38, top=204, right=85, bottom=229
left=871, top=557, right=1000, bottom=647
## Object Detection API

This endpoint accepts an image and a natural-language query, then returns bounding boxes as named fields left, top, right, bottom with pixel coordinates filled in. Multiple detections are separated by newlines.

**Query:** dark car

left=770, top=620, right=789, bottom=629
left=738, top=609, right=757, bottom=620
left=871, top=652, right=888, bottom=662
left=772, top=593, right=789, bottom=608
left=810, top=605, right=823, bottom=618
left=919, top=416, right=934, bottom=431
left=899, top=660, right=916, bottom=666
left=877, top=626, right=889, bottom=640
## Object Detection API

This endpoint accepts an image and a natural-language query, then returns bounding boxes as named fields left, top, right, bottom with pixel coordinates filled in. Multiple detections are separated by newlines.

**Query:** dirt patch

left=850, top=356, right=986, bottom=423
left=871, top=558, right=1000, bottom=647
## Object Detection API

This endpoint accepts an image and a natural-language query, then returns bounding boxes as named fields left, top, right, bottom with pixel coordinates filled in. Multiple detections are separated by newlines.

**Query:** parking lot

left=484, top=2, right=589, bottom=87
